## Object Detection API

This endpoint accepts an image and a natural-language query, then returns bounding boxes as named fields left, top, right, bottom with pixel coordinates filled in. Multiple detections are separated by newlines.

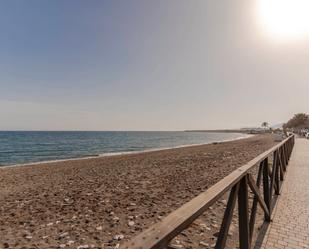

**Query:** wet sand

left=0, top=135, right=276, bottom=249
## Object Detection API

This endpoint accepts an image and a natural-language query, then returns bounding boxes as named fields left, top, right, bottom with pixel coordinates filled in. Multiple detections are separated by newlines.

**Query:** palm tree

left=261, top=122, right=269, bottom=129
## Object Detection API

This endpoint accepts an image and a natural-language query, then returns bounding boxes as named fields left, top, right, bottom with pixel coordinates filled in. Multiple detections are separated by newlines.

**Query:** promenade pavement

left=260, top=138, right=309, bottom=249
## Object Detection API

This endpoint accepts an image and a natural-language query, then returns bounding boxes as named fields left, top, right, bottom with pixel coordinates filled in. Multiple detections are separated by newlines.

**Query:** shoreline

left=1, top=133, right=252, bottom=169
left=0, top=134, right=275, bottom=249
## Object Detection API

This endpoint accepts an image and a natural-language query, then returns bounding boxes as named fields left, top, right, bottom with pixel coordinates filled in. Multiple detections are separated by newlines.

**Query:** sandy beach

left=0, top=135, right=276, bottom=249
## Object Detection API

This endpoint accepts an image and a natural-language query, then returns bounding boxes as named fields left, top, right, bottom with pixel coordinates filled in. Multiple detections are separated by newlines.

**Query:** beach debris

left=47, top=222, right=53, bottom=226
left=96, top=226, right=103, bottom=231
left=59, top=244, right=66, bottom=248
left=114, top=244, right=120, bottom=249
left=113, top=234, right=124, bottom=241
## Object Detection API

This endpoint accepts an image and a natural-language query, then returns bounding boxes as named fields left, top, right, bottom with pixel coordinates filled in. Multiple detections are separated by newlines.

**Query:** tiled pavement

left=260, top=138, right=309, bottom=249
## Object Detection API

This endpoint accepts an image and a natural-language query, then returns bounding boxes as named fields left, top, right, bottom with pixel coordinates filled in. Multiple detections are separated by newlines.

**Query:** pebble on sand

left=113, top=234, right=124, bottom=241
left=199, top=241, right=209, bottom=247
left=220, top=199, right=227, bottom=205
left=128, top=221, right=135, bottom=227
left=77, top=245, right=90, bottom=249
left=169, top=244, right=183, bottom=248
left=67, top=240, right=75, bottom=245
left=58, top=232, right=69, bottom=239
left=113, top=216, right=120, bottom=222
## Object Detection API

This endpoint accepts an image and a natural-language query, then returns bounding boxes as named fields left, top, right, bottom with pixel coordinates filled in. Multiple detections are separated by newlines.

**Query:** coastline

left=0, top=134, right=275, bottom=249
left=0, top=133, right=252, bottom=169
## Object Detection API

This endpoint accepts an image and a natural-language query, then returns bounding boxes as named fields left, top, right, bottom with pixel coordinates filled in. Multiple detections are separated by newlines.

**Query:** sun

left=257, top=0, right=309, bottom=40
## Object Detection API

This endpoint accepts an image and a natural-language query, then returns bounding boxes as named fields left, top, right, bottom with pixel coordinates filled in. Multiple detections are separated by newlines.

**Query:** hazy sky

left=1, top=0, right=309, bottom=131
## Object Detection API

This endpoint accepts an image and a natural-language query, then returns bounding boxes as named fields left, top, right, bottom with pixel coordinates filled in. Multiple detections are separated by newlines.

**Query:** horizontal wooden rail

left=120, top=135, right=295, bottom=249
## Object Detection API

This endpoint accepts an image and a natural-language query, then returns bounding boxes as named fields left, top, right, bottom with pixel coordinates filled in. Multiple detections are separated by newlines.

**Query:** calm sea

left=0, top=131, right=249, bottom=166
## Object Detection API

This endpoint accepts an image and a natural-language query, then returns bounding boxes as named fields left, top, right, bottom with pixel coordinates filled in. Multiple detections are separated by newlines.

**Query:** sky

left=1, top=0, right=309, bottom=131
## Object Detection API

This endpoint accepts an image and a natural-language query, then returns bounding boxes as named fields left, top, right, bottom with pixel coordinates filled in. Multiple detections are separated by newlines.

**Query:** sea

left=0, top=131, right=250, bottom=166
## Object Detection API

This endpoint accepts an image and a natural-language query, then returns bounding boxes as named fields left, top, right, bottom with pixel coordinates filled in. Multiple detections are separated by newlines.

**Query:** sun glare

left=257, top=0, right=309, bottom=40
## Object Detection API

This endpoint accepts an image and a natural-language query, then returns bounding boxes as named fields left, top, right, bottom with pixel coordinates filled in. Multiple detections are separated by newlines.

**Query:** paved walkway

left=260, top=138, right=309, bottom=249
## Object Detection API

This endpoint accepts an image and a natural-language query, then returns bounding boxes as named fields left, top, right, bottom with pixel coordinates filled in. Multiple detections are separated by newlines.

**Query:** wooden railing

left=120, top=135, right=295, bottom=249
